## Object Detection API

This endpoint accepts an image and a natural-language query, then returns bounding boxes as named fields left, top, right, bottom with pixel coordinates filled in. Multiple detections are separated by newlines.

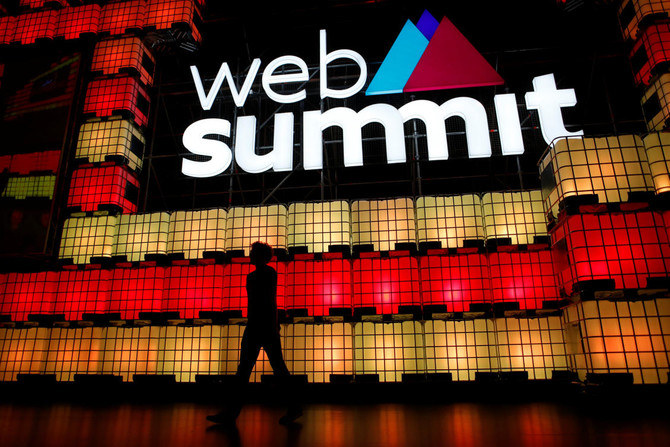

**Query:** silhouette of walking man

left=207, top=242, right=302, bottom=425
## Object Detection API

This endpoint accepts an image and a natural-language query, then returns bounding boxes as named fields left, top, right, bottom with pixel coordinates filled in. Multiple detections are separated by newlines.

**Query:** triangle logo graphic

left=366, top=11, right=504, bottom=96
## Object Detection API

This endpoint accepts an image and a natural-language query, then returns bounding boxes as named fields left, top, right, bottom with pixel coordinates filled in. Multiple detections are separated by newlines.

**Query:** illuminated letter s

left=181, top=119, right=233, bottom=178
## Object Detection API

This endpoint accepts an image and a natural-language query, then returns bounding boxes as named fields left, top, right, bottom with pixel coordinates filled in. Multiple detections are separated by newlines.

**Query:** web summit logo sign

left=182, top=10, right=583, bottom=178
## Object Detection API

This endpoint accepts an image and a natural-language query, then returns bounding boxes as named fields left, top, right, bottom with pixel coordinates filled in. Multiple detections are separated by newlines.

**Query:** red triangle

left=404, top=17, right=504, bottom=92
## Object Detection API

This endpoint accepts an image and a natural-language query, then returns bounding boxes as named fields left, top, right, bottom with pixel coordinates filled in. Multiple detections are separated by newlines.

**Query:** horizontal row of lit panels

left=59, top=193, right=546, bottom=263
left=0, top=317, right=567, bottom=383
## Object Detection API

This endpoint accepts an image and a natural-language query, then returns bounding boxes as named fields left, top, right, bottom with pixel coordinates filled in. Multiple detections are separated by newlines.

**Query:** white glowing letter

left=182, top=118, right=232, bottom=178
left=319, top=29, right=367, bottom=99
left=234, top=114, right=294, bottom=173
left=399, top=100, right=448, bottom=161
left=440, top=97, right=492, bottom=158
left=190, top=59, right=261, bottom=110
left=494, top=94, right=525, bottom=155
left=524, top=73, right=583, bottom=145
left=261, top=56, right=309, bottom=104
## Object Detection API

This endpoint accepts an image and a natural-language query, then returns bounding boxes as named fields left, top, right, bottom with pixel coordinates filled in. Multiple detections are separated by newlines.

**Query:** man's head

left=250, top=241, right=273, bottom=266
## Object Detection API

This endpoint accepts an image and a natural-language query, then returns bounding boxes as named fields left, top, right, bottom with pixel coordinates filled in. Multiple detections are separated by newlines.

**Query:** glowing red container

left=12, top=10, right=58, bottom=45
left=285, top=256, right=352, bottom=316
left=419, top=252, right=491, bottom=312
left=551, top=210, right=670, bottom=294
left=67, top=164, right=140, bottom=213
left=488, top=249, right=561, bottom=309
left=0, top=17, right=16, bottom=45
left=84, top=76, right=150, bottom=127
left=145, top=0, right=201, bottom=42
left=53, top=267, right=111, bottom=321
left=8, top=150, right=60, bottom=175
left=100, top=0, right=146, bottom=36
left=164, top=263, right=224, bottom=319
left=352, top=254, right=421, bottom=315
left=19, top=0, right=67, bottom=8
left=222, top=258, right=286, bottom=317
left=109, top=264, right=165, bottom=320
left=630, top=21, right=670, bottom=86
left=92, top=37, right=156, bottom=86
left=54, top=5, right=101, bottom=40
left=0, top=271, right=57, bottom=321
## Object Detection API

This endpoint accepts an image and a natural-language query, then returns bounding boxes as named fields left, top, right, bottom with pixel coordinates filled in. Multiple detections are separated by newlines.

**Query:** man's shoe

left=278, top=408, right=303, bottom=425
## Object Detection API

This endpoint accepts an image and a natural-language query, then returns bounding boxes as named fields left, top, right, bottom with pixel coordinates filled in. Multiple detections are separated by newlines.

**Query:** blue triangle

left=416, top=10, right=439, bottom=40
left=365, top=20, right=429, bottom=96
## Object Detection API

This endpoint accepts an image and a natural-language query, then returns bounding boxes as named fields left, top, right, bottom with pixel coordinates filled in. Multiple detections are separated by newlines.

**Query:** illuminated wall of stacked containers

left=1, top=0, right=670, bottom=386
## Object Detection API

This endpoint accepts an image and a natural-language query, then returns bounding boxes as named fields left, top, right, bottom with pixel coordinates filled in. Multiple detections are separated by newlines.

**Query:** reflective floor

left=0, top=400, right=669, bottom=447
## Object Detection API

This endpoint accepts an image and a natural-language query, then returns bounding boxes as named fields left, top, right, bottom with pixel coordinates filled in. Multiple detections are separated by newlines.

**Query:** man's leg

left=263, top=331, right=302, bottom=424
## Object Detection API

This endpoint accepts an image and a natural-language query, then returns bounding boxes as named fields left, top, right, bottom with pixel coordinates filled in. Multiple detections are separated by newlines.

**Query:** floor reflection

left=0, top=401, right=668, bottom=447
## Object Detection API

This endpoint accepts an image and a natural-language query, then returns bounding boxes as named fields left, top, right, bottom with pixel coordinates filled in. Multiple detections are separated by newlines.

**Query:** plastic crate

left=76, top=117, right=145, bottom=172
left=1, top=175, right=56, bottom=200
left=91, top=37, right=155, bottom=86
left=109, top=264, right=165, bottom=320
left=67, top=164, right=140, bottom=214
left=0, top=327, right=50, bottom=381
left=618, top=0, right=670, bottom=41
left=285, top=257, right=352, bottom=316
left=167, top=208, right=226, bottom=260
left=53, top=267, right=111, bottom=321
left=481, top=190, right=546, bottom=244
left=351, top=198, right=416, bottom=251
left=0, top=16, right=16, bottom=45
left=0, top=271, right=57, bottom=322
left=59, top=215, right=118, bottom=265
left=112, top=212, right=170, bottom=262
left=643, top=131, right=670, bottom=193
left=84, top=76, right=150, bottom=128
left=287, top=201, right=351, bottom=254
left=221, top=258, right=286, bottom=317
left=641, top=73, right=670, bottom=131
left=54, top=4, right=100, bottom=40
left=12, top=10, right=58, bottom=45
left=99, top=0, right=146, bottom=36
left=416, top=194, right=484, bottom=249
left=225, top=205, right=288, bottom=255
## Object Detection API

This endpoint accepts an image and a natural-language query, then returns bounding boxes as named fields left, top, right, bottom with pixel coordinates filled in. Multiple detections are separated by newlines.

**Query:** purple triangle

left=416, top=10, right=439, bottom=41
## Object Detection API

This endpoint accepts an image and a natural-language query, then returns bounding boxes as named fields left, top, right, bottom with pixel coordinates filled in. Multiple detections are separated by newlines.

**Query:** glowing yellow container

left=167, top=208, right=226, bottom=260
left=353, top=321, right=424, bottom=382
left=351, top=198, right=416, bottom=251
left=416, top=194, right=483, bottom=248
left=495, top=316, right=568, bottom=380
left=641, top=74, right=670, bottom=131
left=225, top=205, right=288, bottom=255
left=113, top=212, right=170, bottom=262
left=282, top=322, right=353, bottom=383
left=288, top=201, right=351, bottom=253
left=562, top=298, right=670, bottom=384
left=481, top=191, right=546, bottom=245
left=76, top=118, right=145, bottom=172
left=0, top=327, right=49, bottom=381
left=424, top=318, right=498, bottom=381
left=101, top=326, right=160, bottom=381
left=44, top=327, right=106, bottom=382
left=618, top=0, right=670, bottom=41
left=59, top=215, right=119, bottom=265
left=539, top=136, right=653, bottom=220
left=643, top=132, right=670, bottom=194
left=159, top=325, right=222, bottom=382
left=1, top=175, right=56, bottom=200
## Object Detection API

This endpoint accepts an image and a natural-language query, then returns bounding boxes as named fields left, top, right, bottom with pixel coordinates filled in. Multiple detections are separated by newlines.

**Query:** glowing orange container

left=84, top=76, right=150, bottom=127
left=488, top=249, right=561, bottom=310
left=563, top=298, right=670, bottom=384
left=101, top=325, right=160, bottom=381
left=45, top=327, right=106, bottom=381
left=618, top=0, right=670, bottom=41
left=641, top=74, right=670, bottom=131
left=0, top=327, right=50, bottom=381
left=164, top=264, right=224, bottom=319
left=54, top=5, right=101, bottom=40
left=0, top=271, right=57, bottom=321
left=53, top=267, right=111, bottom=321
left=419, top=252, right=491, bottom=312
left=92, top=37, right=155, bottom=86
left=0, top=17, right=16, bottom=45
left=100, top=0, right=146, bottom=36
left=222, top=258, right=287, bottom=316
left=12, top=10, right=58, bottom=45
left=551, top=210, right=670, bottom=294
left=352, top=254, right=421, bottom=315
left=643, top=132, right=670, bottom=193
left=630, top=21, right=670, bottom=86
left=145, top=0, right=201, bottom=42
left=67, top=164, right=140, bottom=213
left=285, top=257, right=352, bottom=316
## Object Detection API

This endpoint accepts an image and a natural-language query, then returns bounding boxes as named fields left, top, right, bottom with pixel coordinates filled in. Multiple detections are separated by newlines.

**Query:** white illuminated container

left=159, top=325, right=222, bottom=382
left=643, top=132, right=670, bottom=194
left=495, top=316, right=568, bottom=380
left=351, top=198, right=416, bottom=251
left=481, top=190, right=546, bottom=245
left=101, top=326, right=160, bottom=381
left=75, top=118, right=145, bottom=172
left=288, top=201, right=351, bottom=253
left=113, top=212, right=170, bottom=262
left=416, top=194, right=484, bottom=248
left=424, top=318, right=498, bottom=381
left=225, top=205, right=288, bottom=255
left=539, top=135, right=653, bottom=220
left=353, top=321, right=424, bottom=382
left=59, top=215, right=119, bottom=265
left=167, top=208, right=227, bottom=259
left=282, top=322, right=353, bottom=383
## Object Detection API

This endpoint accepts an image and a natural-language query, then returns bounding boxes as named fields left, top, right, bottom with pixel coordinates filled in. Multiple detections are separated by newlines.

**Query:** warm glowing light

left=225, top=205, right=288, bottom=255
left=481, top=191, right=546, bottom=245
left=67, top=164, right=140, bottom=213
left=167, top=208, right=226, bottom=260
left=352, top=198, right=416, bottom=251
left=59, top=215, right=119, bottom=265
left=416, top=195, right=483, bottom=249
left=641, top=74, right=670, bottom=131
left=76, top=118, right=146, bottom=172
left=643, top=132, right=670, bottom=194
left=54, top=4, right=100, bottom=40
left=287, top=201, right=351, bottom=253
left=113, top=212, right=170, bottom=262
left=1, top=175, right=56, bottom=200
left=92, top=37, right=155, bottom=86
